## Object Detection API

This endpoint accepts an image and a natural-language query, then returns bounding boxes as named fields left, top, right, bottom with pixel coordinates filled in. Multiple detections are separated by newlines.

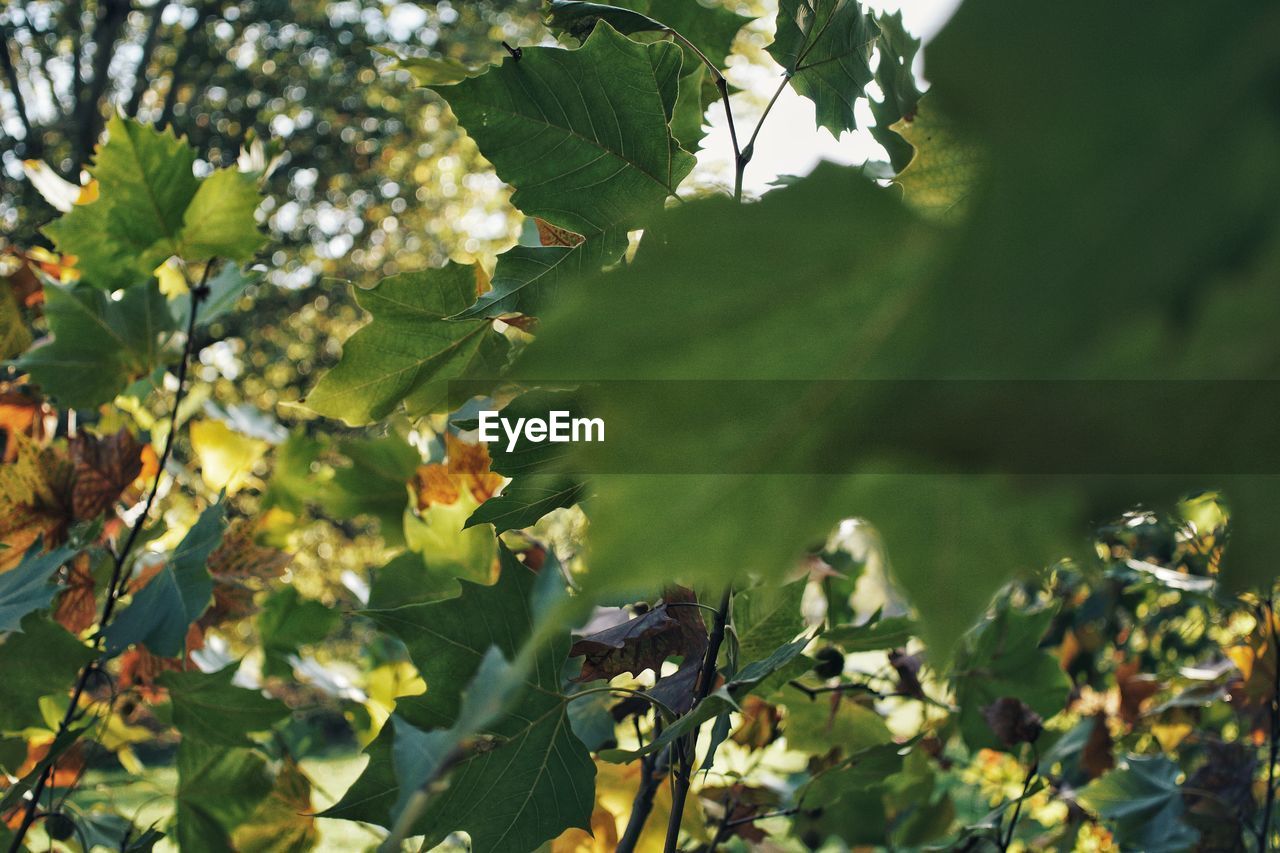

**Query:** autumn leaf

left=0, top=433, right=73, bottom=571
left=571, top=588, right=706, bottom=683
left=201, top=517, right=293, bottom=628
left=69, top=428, right=146, bottom=520
left=53, top=552, right=97, bottom=634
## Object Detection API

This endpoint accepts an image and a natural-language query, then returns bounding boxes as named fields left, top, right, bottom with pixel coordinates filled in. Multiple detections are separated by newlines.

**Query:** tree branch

left=663, top=585, right=732, bottom=853
left=158, top=0, right=219, bottom=130
left=0, top=24, right=36, bottom=144
left=70, top=0, right=130, bottom=169
left=5, top=262, right=214, bottom=853
left=126, top=1, right=168, bottom=118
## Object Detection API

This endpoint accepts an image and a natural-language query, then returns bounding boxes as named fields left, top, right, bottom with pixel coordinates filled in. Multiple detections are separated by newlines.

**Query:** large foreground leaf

left=517, top=0, right=1280, bottom=654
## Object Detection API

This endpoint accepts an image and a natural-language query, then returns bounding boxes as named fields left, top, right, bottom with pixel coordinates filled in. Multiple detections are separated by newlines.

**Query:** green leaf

left=733, top=578, right=806, bottom=665
left=229, top=758, right=319, bottom=853
left=160, top=665, right=290, bottom=748
left=172, top=264, right=255, bottom=329
left=41, top=116, right=263, bottom=290
left=316, top=434, right=418, bottom=547
left=1077, top=755, right=1199, bottom=852
left=951, top=603, right=1070, bottom=752
left=332, top=548, right=595, bottom=850
left=768, top=0, right=879, bottom=135
left=869, top=11, right=923, bottom=171
left=546, top=0, right=747, bottom=157
left=177, top=168, right=266, bottom=262
left=105, top=501, right=226, bottom=657
left=0, top=540, right=79, bottom=632
left=465, top=475, right=586, bottom=533
left=799, top=742, right=904, bottom=808
left=824, top=613, right=916, bottom=653
left=17, top=280, right=177, bottom=409
left=0, top=614, right=95, bottom=732
left=257, top=587, right=341, bottom=678
left=44, top=116, right=198, bottom=290
left=452, top=244, right=593, bottom=320
left=306, top=265, right=508, bottom=424
left=517, top=169, right=1078, bottom=655
left=260, top=432, right=324, bottom=514
left=174, top=738, right=274, bottom=853
left=546, top=0, right=747, bottom=69
left=382, top=50, right=481, bottom=86
left=434, top=22, right=694, bottom=261
left=0, top=281, right=31, bottom=360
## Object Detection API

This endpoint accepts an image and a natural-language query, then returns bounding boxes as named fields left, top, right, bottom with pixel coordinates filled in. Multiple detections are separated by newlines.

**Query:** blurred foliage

left=3, top=0, right=1280, bottom=851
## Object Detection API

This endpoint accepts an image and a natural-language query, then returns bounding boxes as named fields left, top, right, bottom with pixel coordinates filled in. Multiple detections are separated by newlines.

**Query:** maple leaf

left=0, top=433, right=73, bottom=571
left=200, top=517, right=293, bottom=628
left=69, top=428, right=146, bottom=520
left=0, top=386, right=53, bottom=463
left=571, top=588, right=707, bottom=683
left=410, top=433, right=503, bottom=511
left=53, top=552, right=97, bottom=634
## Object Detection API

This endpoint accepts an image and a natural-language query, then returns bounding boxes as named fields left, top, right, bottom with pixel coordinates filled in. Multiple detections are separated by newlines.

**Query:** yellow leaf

left=189, top=418, right=268, bottom=492
left=891, top=98, right=981, bottom=222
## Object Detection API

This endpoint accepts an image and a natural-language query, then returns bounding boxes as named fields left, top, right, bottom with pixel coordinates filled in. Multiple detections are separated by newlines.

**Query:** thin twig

left=663, top=586, right=732, bottom=853
left=618, top=745, right=670, bottom=853
left=725, top=806, right=799, bottom=829
left=6, top=265, right=213, bottom=853
left=1000, top=742, right=1039, bottom=851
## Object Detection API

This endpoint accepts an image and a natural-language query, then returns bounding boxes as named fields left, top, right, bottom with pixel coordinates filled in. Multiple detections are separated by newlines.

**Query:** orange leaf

left=535, top=218, right=586, bottom=248
left=53, top=552, right=97, bottom=634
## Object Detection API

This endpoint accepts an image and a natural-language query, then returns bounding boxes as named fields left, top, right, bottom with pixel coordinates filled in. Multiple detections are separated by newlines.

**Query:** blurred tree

left=1, top=0, right=538, bottom=282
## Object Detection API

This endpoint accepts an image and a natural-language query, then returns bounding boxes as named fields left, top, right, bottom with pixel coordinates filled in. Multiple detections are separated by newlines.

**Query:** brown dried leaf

left=0, top=387, right=52, bottom=463
left=0, top=433, right=73, bottom=571
left=412, top=434, right=504, bottom=511
left=731, top=696, right=782, bottom=749
left=200, top=518, right=293, bottom=627
left=981, top=696, right=1043, bottom=748
left=69, top=428, right=145, bottom=520
left=1080, top=712, right=1114, bottom=778
left=535, top=218, right=585, bottom=248
left=1115, top=659, right=1162, bottom=727
left=572, top=587, right=707, bottom=684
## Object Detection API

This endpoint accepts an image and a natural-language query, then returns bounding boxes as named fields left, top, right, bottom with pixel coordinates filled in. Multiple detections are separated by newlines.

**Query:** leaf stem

left=6, top=263, right=213, bottom=853
left=569, top=685, right=678, bottom=722
left=743, top=75, right=791, bottom=160
left=663, top=585, right=732, bottom=853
